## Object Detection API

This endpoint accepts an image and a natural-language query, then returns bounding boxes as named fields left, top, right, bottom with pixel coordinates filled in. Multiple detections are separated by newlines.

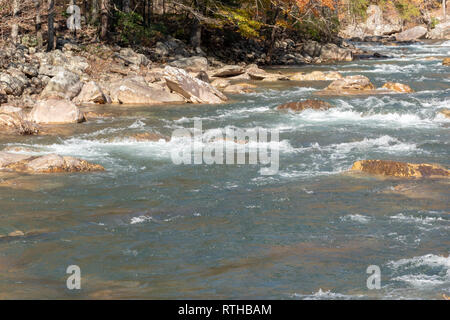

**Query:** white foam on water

left=340, top=214, right=371, bottom=224
left=130, top=216, right=154, bottom=224
left=392, top=274, right=448, bottom=288
left=291, top=289, right=365, bottom=300
left=390, top=213, right=447, bottom=226
left=388, top=254, right=450, bottom=270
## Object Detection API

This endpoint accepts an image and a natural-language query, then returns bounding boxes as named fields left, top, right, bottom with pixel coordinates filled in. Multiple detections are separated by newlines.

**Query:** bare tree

left=47, top=0, right=55, bottom=51
left=100, top=0, right=109, bottom=40
left=123, top=0, right=131, bottom=13
left=91, top=0, right=99, bottom=24
left=11, top=0, right=20, bottom=44
left=444, top=0, right=447, bottom=22
left=34, top=0, right=43, bottom=48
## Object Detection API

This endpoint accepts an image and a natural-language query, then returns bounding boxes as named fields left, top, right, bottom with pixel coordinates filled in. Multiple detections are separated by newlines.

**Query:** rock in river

left=351, top=160, right=450, bottom=179
left=320, top=75, right=375, bottom=95
left=0, top=152, right=104, bottom=174
left=27, top=99, right=85, bottom=124
left=164, top=66, right=227, bottom=104
left=277, top=99, right=334, bottom=112
left=381, top=82, right=414, bottom=93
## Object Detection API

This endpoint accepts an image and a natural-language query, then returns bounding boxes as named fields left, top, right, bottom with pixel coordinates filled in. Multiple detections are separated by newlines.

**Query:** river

left=0, top=41, right=449, bottom=299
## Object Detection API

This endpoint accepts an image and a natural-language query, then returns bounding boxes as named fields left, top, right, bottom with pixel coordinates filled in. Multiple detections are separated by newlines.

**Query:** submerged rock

left=290, top=71, right=342, bottom=81
left=439, top=109, right=450, bottom=118
left=127, top=132, right=168, bottom=142
left=277, top=99, right=334, bottom=112
left=382, top=82, right=414, bottom=93
left=223, top=83, right=257, bottom=94
left=0, top=152, right=104, bottom=174
left=164, top=66, right=227, bottom=104
left=351, top=160, right=450, bottom=179
left=27, top=99, right=85, bottom=124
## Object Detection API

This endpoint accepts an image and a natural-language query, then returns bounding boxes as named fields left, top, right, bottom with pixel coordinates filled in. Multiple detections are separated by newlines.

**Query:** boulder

left=73, top=81, right=108, bottom=105
left=210, top=78, right=231, bottom=90
left=382, top=82, right=414, bottom=93
left=323, top=75, right=375, bottom=93
left=127, top=132, right=168, bottom=142
left=440, top=109, right=450, bottom=118
left=319, top=43, right=353, bottom=62
left=118, top=48, right=149, bottom=67
left=0, top=152, right=104, bottom=173
left=290, top=71, right=342, bottom=81
left=169, top=56, right=208, bottom=72
left=427, top=22, right=450, bottom=40
left=351, top=160, right=450, bottom=179
left=27, top=99, right=85, bottom=124
left=0, top=72, right=27, bottom=96
left=0, top=109, right=40, bottom=135
left=223, top=83, right=257, bottom=94
left=443, top=58, right=450, bottom=66
left=164, top=66, right=227, bottom=104
left=40, top=69, right=82, bottom=100
left=277, top=99, right=334, bottom=112
left=109, top=77, right=185, bottom=104
left=395, top=26, right=427, bottom=42
left=36, top=50, right=89, bottom=76
left=210, top=65, right=245, bottom=78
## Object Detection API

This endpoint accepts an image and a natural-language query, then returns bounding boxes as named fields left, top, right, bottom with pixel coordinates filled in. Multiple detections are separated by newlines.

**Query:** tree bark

left=47, top=0, right=55, bottom=51
left=91, top=0, right=99, bottom=25
left=11, top=0, right=20, bottom=44
left=100, top=0, right=109, bottom=41
left=34, top=0, right=43, bottom=48
left=190, top=0, right=206, bottom=50
left=123, top=0, right=130, bottom=13
left=444, top=0, right=447, bottom=22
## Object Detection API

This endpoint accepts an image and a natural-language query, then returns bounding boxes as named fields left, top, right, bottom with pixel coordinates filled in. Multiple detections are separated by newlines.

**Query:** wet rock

left=290, top=71, right=342, bottom=81
left=164, top=66, right=227, bottom=104
left=109, top=76, right=185, bottom=105
left=73, top=81, right=108, bottom=105
left=351, top=160, right=450, bottom=179
left=27, top=99, right=85, bottom=124
left=127, top=132, right=168, bottom=142
left=83, top=111, right=113, bottom=120
left=443, top=58, right=450, bottom=66
left=210, top=65, right=245, bottom=78
left=40, top=69, right=82, bottom=100
left=277, top=99, right=334, bottom=112
left=195, top=71, right=210, bottom=83
left=210, top=78, right=231, bottom=90
left=395, top=26, right=427, bottom=42
left=382, top=82, right=414, bottom=93
left=0, top=153, right=104, bottom=174
left=169, top=56, right=208, bottom=72
left=322, top=75, right=375, bottom=94
left=223, top=83, right=257, bottom=94
left=440, top=109, right=450, bottom=118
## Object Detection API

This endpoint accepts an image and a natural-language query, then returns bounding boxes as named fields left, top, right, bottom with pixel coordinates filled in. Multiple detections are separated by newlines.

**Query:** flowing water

left=0, top=41, right=449, bottom=299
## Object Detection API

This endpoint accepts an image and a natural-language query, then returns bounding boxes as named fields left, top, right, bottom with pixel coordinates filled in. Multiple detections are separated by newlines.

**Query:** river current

left=0, top=42, right=449, bottom=299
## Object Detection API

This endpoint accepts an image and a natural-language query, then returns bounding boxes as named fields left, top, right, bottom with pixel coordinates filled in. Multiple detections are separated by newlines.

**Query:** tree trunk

left=190, top=0, right=206, bottom=50
left=34, top=0, right=43, bottom=48
left=47, top=0, right=55, bottom=51
left=11, top=0, right=20, bottom=44
left=444, top=0, right=447, bottom=22
left=100, top=0, right=109, bottom=41
left=91, top=0, right=99, bottom=25
left=123, top=0, right=130, bottom=13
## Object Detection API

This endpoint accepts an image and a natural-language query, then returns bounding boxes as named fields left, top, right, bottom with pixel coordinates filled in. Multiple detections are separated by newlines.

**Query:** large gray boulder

left=164, top=66, right=227, bottom=104
left=27, top=99, right=85, bottom=124
left=36, top=50, right=89, bottom=76
left=427, top=22, right=450, bottom=40
left=73, top=81, right=108, bottom=105
left=40, top=69, right=82, bottom=100
left=109, top=76, right=185, bottom=104
left=169, top=56, right=208, bottom=72
left=395, top=26, right=428, bottom=41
